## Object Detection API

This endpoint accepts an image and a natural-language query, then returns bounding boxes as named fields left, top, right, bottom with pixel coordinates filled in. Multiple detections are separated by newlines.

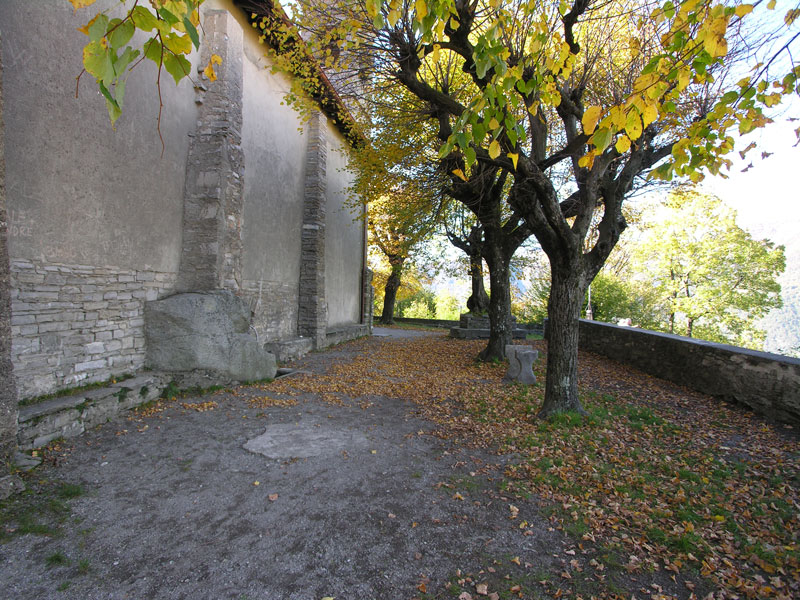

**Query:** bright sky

left=701, top=106, right=800, bottom=249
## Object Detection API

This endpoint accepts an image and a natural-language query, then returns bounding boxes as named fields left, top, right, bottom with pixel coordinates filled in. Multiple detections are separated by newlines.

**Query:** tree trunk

left=466, top=253, right=489, bottom=314
left=687, top=317, right=694, bottom=338
left=538, top=262, right=587, bottom=417
left=478, top=241, right=512, bottom=361
left=379, top=267, right=401, bottom=325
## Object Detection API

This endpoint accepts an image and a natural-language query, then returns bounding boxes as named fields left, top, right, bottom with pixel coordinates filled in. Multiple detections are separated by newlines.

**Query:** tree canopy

left=630, top=188, right=786, bottom=347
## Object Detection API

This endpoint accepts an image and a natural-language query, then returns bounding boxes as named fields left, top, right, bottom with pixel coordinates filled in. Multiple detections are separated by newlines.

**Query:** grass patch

left=160, top=381, right=228, bottom=401
left=46, top=551, right=69, bottom=567
left=57, top=483, right=84, bottom=500
left=0, top=478, right=86, bottom=542
left=77, top=558, right=90, bottom=574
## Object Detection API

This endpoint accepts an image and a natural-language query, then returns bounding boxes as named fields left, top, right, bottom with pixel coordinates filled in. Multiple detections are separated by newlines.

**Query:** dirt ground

left=0, top=328, right=572, bottom=600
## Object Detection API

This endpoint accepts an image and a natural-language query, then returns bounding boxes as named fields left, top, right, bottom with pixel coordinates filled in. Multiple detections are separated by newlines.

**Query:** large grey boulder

left=145, top=291, right=276, bottom=381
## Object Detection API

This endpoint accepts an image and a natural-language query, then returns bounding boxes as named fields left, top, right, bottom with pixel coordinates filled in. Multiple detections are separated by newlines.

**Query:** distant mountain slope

left=749, top=222, right=800, bottom=357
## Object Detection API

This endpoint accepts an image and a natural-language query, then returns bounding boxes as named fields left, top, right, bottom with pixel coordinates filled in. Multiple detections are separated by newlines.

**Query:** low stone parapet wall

left=325, top=324, right=370, bottom=347
left=17, top=373, right=173, bottom=449
left=576, top=320, right=800, bottom=424
left=395, top=317, right=544, bottom=332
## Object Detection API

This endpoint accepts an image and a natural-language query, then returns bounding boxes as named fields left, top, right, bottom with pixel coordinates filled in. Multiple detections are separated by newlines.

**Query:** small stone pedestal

left=503, top=344, right=538, bottom=385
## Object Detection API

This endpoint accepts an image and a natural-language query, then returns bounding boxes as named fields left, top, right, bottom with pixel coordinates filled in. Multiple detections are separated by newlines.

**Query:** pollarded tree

left=369, top=192, right=439, bottom=324
left=632, top=188, right=785, bottom=348
left=314, top=36, right=534, bottom=359
left=443, top=211, right=490, bottom=315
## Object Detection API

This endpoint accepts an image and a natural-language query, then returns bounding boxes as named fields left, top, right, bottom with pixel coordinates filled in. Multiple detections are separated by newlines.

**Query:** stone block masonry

left=577, top=320, right=800, bottom=425
left=177, top=10, right=244, bottom=294
left=10, top=259, right=176, bottom=399
left=297, top=111, right=328, bottom=348
left=16, top=372, right=171, bottom=449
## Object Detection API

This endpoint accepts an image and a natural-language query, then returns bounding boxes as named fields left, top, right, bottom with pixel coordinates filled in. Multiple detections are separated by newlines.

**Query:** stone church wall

left=0, top=0, right=368, bottom=401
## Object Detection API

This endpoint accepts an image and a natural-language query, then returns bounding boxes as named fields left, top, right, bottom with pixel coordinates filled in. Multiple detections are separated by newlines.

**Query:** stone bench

left=503, top=344, right=539, bottom=385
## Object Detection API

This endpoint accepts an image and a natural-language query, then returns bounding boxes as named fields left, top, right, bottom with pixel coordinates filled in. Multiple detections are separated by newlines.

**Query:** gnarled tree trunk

left=539, top=260, right=587, bottom=417
left=466, top=252, right=490, bottom=314
left=478, top=232, right=512, bottom=361
left=379, top=262, right=403, bottom=325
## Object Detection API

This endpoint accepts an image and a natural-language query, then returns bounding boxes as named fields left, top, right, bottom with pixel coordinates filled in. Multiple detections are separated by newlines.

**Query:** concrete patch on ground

left=244, top=423, right=370, bottom=459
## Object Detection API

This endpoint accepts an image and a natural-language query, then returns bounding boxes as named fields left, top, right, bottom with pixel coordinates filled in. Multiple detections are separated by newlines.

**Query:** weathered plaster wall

left=0, top=31, right=20, bottom=473
left=0, top=0, right=194, bottom=397
left=324, top=123, right=363, bottom=327
left=578, top=320, right=800, bottom=425
left=0, top=0, right=194, bottom=271
left=239, top=27, right=306, bottom=341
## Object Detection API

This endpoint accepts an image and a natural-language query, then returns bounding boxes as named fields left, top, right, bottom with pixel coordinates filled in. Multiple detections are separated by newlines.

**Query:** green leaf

left=592, top=127, right=612, bottom=151
left=98, top=80, right=117, bottom=106
left=472, top=123, right=487, bottom=145
left=475, top=59, right=489, bottom=80
left=99, top=81, right=122, bottom=124
left=183, top=17, right=200, bottom=50
left=83, top=40, right=115, bottom=84
left=109, top=19, right=135, bottom=49
left=164, top=53, right=191, bottom=84
left=464, top=146, right=476, bottom=166
left=157, top=8, right=180, bottom=26
left=131, top=6, right=159, bottom=32
left=507, top=126, right=518, bottom=146
left=115, top=78, right=126, bottom=109
left=87, top=13, right=109, bottom=42
left=144, top=38, right=163, bottom=65
left=113, top=47, right=139, bottom=74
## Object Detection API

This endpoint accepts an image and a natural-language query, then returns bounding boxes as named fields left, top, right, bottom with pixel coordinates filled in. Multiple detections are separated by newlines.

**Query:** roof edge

left=231, top=0, right=364, bottom=147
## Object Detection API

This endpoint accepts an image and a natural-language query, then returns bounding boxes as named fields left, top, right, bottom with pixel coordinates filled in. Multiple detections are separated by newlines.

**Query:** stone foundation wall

left=577, top=320, right=800, bottom=425
left=10, top=259, right=176, bottom=399
left=240, top=279, right=298, bottom=342
left=16, top=372, right=171, bottom=449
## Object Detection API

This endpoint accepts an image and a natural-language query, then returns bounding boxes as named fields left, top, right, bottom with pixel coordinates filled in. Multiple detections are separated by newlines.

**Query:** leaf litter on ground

left=254, top=332, right=798, bottom=599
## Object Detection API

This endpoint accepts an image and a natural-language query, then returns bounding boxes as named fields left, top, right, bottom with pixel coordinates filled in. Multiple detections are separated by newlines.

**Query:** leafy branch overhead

left=71, top=0, right=219, bottom=126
